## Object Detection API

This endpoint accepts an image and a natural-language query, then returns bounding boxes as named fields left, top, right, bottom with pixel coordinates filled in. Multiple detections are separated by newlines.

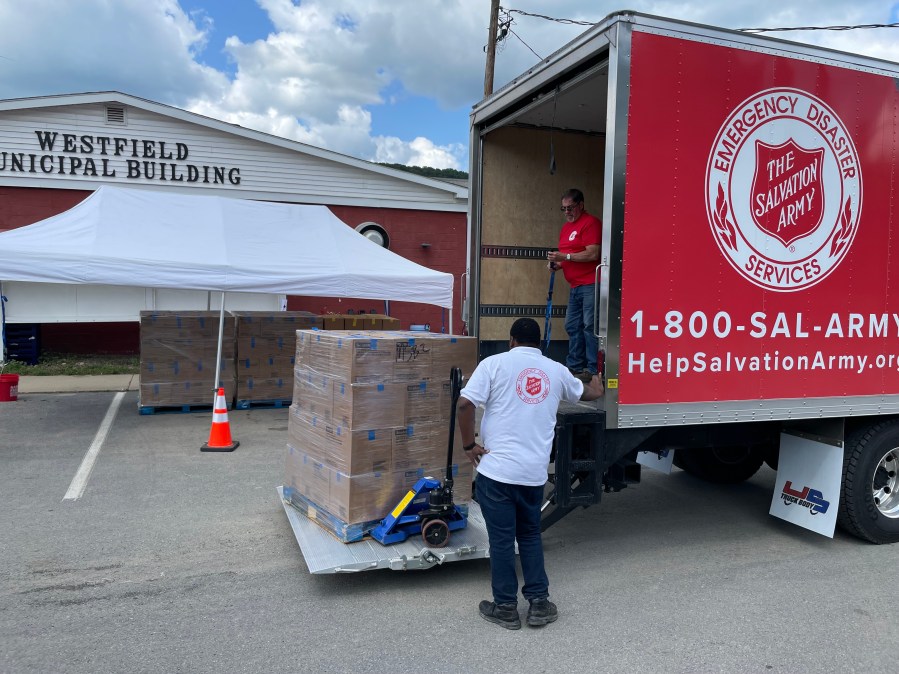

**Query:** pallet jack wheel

left=422, top=519, right=450, bottom=548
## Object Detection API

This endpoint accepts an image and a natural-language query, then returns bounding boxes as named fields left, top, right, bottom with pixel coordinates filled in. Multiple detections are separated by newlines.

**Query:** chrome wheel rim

left=872, top=448, right=899, bottom=518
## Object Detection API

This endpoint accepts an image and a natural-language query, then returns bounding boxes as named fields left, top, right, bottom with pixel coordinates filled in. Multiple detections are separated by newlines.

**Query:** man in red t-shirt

left=547, top=188, right=601, bottom=378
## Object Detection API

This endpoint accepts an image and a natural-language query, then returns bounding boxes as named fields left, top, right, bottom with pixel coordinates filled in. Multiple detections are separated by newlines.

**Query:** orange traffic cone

left=201, top=387, right=239, bottom=452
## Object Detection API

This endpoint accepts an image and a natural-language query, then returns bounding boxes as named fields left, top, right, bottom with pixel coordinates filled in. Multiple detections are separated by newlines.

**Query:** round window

left=355, top=222, right=390, bottom=249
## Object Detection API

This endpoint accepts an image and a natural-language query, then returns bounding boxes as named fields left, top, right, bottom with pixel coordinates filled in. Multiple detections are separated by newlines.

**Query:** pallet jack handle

left=543, top=269, right=555, bottom=354
left=446, top=366, right=463, bottom=484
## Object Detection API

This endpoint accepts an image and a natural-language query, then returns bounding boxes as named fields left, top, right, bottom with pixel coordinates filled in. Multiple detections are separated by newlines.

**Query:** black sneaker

left=479, top=600, right=521, bottom=630
left=527, top=598, right=558, bottom=627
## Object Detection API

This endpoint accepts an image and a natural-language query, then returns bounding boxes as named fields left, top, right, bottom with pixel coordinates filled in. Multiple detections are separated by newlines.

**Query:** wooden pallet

left=235, top=398, right=291, bottom=410
left=138, top=402, right=218, bottom=415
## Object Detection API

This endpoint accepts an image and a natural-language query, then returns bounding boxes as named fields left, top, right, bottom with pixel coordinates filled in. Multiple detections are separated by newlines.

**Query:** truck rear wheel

left=673, top=446, right=765, bottom=484
left=838, top=421, right=899, bottom=544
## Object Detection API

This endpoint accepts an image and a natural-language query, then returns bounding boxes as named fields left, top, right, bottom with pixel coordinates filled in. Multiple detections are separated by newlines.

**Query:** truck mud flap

left=277, top=487, right=490, bottom=574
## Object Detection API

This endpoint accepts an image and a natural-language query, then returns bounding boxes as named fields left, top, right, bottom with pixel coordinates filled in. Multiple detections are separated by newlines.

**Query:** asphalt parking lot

left=2, top=389, right=898, bottom=674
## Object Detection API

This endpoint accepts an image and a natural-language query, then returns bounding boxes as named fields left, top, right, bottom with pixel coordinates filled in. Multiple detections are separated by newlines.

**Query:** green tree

left=378, top=163, right=468, bottom=180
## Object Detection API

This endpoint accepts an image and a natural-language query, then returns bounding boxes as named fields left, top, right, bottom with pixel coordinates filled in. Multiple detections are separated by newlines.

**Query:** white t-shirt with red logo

left=459, top=346, right=584, bottom=486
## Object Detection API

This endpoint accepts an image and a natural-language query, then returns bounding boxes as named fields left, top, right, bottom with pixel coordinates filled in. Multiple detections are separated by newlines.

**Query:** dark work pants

left=476, top=473, right=549, bottom=605
left=565, top=282, right=598, bottom=375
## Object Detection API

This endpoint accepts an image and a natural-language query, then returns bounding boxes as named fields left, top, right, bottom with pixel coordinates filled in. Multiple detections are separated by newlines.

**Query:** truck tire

left=837, top=421, right=899, bottom=544
left=673, top=446, right=765, bottom=484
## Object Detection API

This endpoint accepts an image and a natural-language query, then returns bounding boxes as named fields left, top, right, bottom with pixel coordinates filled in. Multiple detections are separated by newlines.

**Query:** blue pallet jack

left=371, top=367, right=468, bottom=548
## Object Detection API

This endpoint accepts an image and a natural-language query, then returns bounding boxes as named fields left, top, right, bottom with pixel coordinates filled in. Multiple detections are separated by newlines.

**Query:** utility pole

left=484, top=0, right=500, bottom=97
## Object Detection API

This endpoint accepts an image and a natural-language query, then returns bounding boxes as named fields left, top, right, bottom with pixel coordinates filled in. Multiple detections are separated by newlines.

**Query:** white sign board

left=769, top=433, right=843, bottom=537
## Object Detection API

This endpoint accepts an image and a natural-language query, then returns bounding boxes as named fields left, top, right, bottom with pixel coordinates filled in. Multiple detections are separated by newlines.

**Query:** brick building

left=0, top=92, right=468, bottom=355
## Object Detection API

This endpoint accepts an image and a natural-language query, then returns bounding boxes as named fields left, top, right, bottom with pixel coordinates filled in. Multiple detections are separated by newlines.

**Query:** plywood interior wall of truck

left=479, top=126, right=603, bottom=341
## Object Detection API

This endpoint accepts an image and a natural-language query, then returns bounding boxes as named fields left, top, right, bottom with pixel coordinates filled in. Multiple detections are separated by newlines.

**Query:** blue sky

left=1, top=1, right=898, bottom=170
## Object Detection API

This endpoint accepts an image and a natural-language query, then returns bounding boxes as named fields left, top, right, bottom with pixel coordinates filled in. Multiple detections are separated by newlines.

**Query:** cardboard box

left=232, top=312, right=323, bottom=403
left=139, top=310, right=235, bottom=340
left=322, top=315, right=347, bottom=330
left=236, top=334, right=296, bottom=355
left=392, top=334, right=433, bottom=381
left=332, top=380, right=406, bottom=428
left=429, top=334, right=480, bottom=379
left=139, top=379, right=236, bottom=407
left=236, top=376, right=292, bottom=403
left=318, top=313, right=401, bottom=331
left=328, top=468, right=397, bottom=524
left=288, top=404, right=393, bottom=474
left=328, top=461, right=473, bottom=526
left=391, top=420, right=460, bottom=472
left=296, top=330, right=397, bottom=382
left=285, top=444, right=331, bottom=509
left=403, top=379, right=446, bottom=424
left=139, top=311, right=237, bottom=407
left=342, top=314, right=380, bottom=331
left=365, top=314, right=402, bottom=330
left=236, top=354, right=296, bottom=378
left=292, top=366, right=333, bottom=410
left=232, top=311, right=322, bottom=337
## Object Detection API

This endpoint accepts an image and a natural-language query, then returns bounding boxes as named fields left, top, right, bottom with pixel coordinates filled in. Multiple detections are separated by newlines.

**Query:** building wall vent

left=106, top=106, right=127, bottom=125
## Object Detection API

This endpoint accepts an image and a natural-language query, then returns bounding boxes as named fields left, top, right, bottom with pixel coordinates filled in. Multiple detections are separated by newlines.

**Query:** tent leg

left=0, top=283, right=7, bottom=366
left=214, top=292, right=225, bottom=392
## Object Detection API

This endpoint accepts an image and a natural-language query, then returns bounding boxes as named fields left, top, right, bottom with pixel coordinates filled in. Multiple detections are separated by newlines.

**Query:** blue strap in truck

left=543, top=270, right=555, bottom=353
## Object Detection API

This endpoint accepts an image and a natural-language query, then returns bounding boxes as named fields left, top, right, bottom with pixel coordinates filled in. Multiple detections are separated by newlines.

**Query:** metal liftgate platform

left=277, top=487, right=491, bottom=574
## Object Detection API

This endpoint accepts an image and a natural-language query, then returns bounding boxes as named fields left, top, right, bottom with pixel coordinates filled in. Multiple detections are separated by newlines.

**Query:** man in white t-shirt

left=457, top=317, right=603, bottom=629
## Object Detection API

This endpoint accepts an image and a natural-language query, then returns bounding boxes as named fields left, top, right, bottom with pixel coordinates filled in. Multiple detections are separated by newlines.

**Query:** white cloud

left=0, top=0, right=228, bottom=102
left=195, top=0, right=484, bottom=166
left=2, top=0, right=898, bottom=171
left=374, top=136, right=466, bottom=168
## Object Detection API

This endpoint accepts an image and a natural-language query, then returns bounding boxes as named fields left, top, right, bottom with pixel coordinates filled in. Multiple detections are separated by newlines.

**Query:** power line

left=486, top=8, right=543, bottom=61
left=503, top=6, right=899, bottom=35
left=504, top=8, right=594, bottom=27
left=740, top=21, right=899, bottom=33
left=508, top=25, right=543, bottom=61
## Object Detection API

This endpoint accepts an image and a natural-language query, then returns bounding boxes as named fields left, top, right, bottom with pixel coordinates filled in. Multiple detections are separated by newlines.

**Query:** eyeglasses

left=560, top=204, right=580, bottom=212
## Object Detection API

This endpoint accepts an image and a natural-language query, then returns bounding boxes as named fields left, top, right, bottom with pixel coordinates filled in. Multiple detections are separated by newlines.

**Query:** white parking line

left=63, top=391, right=126, bottom=501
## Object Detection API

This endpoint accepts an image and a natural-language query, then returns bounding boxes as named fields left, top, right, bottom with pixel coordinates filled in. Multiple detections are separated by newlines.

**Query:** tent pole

left=214, top=292, right=225, bottom=392
left=0, top=283, right=7, bottom=366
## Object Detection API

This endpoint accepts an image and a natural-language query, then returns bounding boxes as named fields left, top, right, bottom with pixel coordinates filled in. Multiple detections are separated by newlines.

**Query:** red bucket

left=0, top=373, right=19, bottom=402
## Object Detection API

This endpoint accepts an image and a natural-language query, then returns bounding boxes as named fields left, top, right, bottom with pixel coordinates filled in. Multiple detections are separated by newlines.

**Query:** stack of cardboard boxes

left=139, top=311, right=236, bottom=407
left=232, top=311, right=323, bottom=406
left=139, top=311, right=406, bottom=410
left=321, top=313, right=401, bottom=331
left=285, top=329, right=478, bottom=542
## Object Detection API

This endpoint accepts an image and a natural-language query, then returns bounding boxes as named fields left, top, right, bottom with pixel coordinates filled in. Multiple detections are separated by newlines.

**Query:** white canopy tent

left=0, top=185, right=454, bottom=371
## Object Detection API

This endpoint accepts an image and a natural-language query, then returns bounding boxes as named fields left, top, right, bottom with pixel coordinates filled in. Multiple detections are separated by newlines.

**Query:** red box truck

left=466, top=11, right=899, bottom=543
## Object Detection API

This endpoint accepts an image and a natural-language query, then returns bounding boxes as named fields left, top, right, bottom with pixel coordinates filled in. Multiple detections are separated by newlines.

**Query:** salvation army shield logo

left=751, top=140, right=824, bottom=247
left=706, top=88, right=862, bottom=291
left=516, top=367, right=549, bottom=404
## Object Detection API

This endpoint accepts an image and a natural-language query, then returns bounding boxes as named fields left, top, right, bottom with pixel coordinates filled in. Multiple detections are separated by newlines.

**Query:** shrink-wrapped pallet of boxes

left=139, top=311, right=236, bottom=410
left=232, top=311, right=323, bottom=408
left=284, top=329, right=477, bottom=542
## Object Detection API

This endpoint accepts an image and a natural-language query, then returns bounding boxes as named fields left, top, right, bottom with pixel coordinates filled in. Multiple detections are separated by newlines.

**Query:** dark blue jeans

left=476, top=473, right=548, bottom=605
left=565, top=282, right=598, bottom=374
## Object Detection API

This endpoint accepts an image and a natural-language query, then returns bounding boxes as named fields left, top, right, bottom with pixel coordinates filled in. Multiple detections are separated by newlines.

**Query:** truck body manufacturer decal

left=780, top=480, right=830, bottom=515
